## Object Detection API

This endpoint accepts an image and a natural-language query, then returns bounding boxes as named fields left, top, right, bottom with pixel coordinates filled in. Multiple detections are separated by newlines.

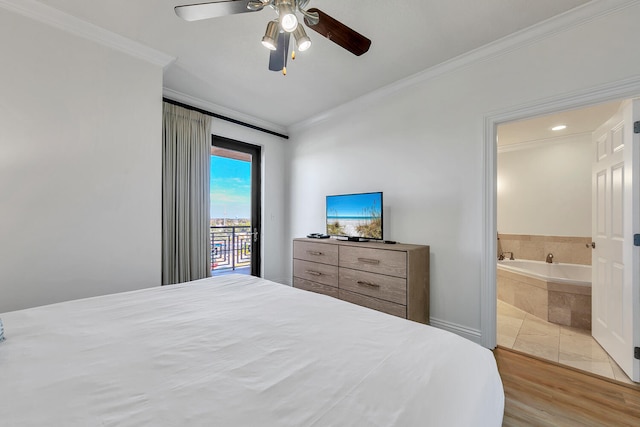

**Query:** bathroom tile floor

left=497, top=299, right=634, bottom=385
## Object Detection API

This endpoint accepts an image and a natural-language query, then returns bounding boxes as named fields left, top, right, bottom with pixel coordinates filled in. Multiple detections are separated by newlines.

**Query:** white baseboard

left=429, top=317, right=483, bottom=346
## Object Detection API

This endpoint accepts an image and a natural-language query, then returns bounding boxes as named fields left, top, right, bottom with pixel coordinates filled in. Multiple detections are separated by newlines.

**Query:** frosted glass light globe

left=280, top=13, right=298, bottom=32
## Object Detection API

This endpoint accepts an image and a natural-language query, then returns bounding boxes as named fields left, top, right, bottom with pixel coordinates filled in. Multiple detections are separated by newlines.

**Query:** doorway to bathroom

left=494, top=99, right=638, bottom=384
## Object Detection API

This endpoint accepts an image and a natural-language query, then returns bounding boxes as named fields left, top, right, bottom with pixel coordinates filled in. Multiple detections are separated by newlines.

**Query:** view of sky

left=210, top=155, right=251, bottom=219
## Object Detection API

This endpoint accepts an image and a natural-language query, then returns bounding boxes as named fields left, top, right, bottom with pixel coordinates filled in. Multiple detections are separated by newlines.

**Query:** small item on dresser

left=307, top=233, right=330, bottom=239
left=0, top=318, right=5, bottom=343
left=383, top=240, right=397, bottom=244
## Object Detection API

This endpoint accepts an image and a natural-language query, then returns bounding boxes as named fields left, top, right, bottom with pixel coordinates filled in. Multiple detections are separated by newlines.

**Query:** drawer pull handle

left=305, top=270, right=322, bottom=276
left=357, top=258, right=380, bottom=265
left=307, top=251, right=323, bottom=256
left=357, top=280, right=380, bottom=288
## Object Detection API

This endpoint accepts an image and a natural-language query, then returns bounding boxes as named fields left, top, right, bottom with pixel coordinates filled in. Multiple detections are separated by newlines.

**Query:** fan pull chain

left=282, top=36, right=288, bottom=75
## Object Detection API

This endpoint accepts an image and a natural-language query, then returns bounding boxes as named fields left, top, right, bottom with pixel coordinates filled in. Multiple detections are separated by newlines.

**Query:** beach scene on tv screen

left=326, top=193, right=382, bottom=239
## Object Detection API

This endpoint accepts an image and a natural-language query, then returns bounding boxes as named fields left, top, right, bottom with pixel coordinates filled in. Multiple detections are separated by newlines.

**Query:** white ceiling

left=497, top=100, right=624, bottom=147
left=38, top=0, right=592, bottom=128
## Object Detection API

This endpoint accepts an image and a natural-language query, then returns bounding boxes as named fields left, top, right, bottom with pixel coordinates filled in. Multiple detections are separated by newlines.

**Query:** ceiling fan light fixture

left=280, top=13, right=298, bottom=32
left=246, top=0, right=267, bottom=11
left=293, top=25, right=311, bottom=51
left=261, top=20, right=279, bottom=50
left=276, top=0, right=298, bottom=32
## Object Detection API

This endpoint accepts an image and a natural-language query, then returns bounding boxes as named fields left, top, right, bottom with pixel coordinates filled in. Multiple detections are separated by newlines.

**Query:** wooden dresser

left=293, top=238, right=430, bottom=324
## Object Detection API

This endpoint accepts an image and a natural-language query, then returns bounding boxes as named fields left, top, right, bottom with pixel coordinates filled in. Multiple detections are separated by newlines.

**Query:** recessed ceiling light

left=551, top=125, right=567, bottom=131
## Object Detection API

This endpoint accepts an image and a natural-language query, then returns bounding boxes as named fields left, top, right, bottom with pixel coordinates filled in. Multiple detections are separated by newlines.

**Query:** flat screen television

left=326, top=192, right=383, bottom=241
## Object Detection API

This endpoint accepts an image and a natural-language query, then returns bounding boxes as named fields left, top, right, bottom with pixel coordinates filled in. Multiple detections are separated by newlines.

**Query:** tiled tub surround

left=497, top=259, right=592, bottom=330
left=497, top=234, right=592, bottom=265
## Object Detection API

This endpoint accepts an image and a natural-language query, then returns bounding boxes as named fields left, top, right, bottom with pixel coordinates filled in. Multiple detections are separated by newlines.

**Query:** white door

left=591, top=99, right=640, bottom=382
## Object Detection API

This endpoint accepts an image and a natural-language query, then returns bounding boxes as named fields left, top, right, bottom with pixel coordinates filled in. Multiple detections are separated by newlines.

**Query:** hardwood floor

left=495, top=347, right=640, bottom=426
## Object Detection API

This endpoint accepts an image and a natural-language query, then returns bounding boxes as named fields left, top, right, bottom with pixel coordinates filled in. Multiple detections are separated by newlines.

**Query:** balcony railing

left=210, top=225, right=252, bottom=273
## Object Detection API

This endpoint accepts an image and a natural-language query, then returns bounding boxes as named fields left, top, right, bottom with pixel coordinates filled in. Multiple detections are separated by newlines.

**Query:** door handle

left=586, top=242, right=595, bottom=249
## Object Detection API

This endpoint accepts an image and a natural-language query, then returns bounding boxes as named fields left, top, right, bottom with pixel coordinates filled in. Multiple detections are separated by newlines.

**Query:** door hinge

left=635, top=121, right=640, bottom=134
left=635, top=347, right=640, bottom=360
left=635, top=234, right=640, bottom=247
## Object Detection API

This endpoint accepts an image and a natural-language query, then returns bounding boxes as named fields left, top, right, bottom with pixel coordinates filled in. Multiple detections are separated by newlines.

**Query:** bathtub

left=497, top=259, right=591, bottom=286
left=497, top=259, right=592, bottom=330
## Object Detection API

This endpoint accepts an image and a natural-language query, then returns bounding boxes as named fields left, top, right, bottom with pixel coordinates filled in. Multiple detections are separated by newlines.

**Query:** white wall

left=497, top=134, right=592, bottom=236
left=286, top=4, right=640, bottom=341
left=0, top=9, right=163, bottom=312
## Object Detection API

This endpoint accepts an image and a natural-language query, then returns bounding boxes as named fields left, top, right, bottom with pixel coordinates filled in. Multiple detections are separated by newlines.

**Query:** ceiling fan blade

left=175, top=1, right=258, bottom=22
left=269, top=32, right=290, bottom=72
left=303, top=8, right=371, bottom=56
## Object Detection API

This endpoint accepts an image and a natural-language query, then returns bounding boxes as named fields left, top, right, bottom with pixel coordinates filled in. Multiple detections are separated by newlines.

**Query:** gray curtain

left=162, top=102, right=212, bottom=285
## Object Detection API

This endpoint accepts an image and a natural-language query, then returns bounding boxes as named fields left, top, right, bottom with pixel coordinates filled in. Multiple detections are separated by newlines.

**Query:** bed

left=0, top=275, right=504, bottom=426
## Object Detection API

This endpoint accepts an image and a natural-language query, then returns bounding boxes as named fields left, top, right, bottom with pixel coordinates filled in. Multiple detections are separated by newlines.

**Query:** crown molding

left=0, top=0, right=175, bottom=68
left=163, top=88, right=289, bottom=138
left=485, top=75, right=640, bottom=126
left=289, top=0, right=639, bottom=133
left=498, top=131, right=592, bottom=154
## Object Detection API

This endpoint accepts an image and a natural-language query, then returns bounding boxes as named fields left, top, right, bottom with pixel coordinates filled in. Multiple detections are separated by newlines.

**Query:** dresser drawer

left=339, top=268, right=406, bottom=305
left=293, top=241, right=339, bottom=265
left=339, top=246, right=407, bottom=278
left=338, top=290, right=407, bottom=319
left=293, top=259, right=338, bottom=287
left=294, top=277, right=339, bottom=298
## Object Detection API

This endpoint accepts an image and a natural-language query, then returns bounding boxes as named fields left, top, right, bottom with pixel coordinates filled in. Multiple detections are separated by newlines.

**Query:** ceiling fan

left=175, top=0, right=371, bottom=75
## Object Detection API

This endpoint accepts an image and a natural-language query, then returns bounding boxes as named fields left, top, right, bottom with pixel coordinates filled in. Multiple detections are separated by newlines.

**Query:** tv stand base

left=337, top=236, right=369, bottom=242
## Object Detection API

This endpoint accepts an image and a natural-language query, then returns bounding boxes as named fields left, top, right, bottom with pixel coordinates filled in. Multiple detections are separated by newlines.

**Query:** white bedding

left=0, top=275, right=504, bottom=426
